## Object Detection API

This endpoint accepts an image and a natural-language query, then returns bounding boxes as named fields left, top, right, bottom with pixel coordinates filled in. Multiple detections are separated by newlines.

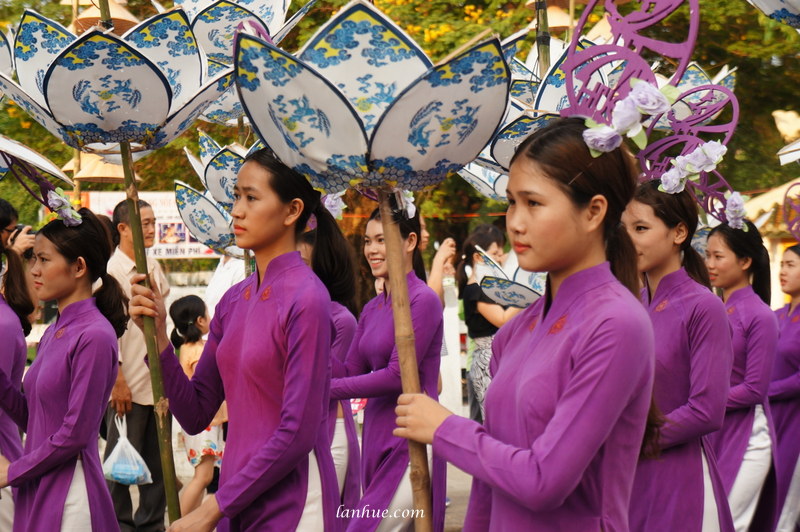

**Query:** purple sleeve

left=331, top=310, right=357, bottom=380
left=7, top=332, right=117, bottom=485
left=330, top=292, right=441, bottom=400
left=160, top=311, right=226, bottom=435
left=660, top=299, right=732, bottom=449
left=433, top=315, right=651, bottom=512
left=215, top=293, right=331, bottom=518
left=769, top=372, right=800, bottom=400
left=0, top=320, right=27, bottom=429
left=727, top=312, right=778, bottom=409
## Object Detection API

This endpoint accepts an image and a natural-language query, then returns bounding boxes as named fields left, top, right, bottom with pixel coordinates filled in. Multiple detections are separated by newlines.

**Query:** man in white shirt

left=104, top=200, right=170, bottom=532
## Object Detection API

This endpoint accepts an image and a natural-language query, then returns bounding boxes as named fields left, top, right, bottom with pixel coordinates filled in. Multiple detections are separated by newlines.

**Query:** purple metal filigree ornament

left=784, top=182, right=800, bottom=242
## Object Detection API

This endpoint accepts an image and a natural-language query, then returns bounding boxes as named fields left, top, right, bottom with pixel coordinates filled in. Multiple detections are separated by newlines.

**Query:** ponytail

left=682, top=244, right=711, bottom=289
left=605, top=223, right=640, bottom=296
left=95, top=273, right=129, bottom=338
left=0, top=245, right=33, bottom=336
left=168, top=295, right=206, bottom=350
left=307, top=204, right=359, bottom=317
left=708, top=220, right=771, bottom=304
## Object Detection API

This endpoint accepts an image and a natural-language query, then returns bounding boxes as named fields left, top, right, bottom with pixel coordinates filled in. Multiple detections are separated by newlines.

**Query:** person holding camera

left=0, top=199, right=35, bottom=260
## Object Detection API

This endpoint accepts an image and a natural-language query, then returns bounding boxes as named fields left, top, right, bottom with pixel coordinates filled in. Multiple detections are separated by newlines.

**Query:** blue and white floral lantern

left=0, top=10, right=233, bottom=157
left=747, top=0, right=800, bottom=27
left=234, top=0, right=510, bottom=194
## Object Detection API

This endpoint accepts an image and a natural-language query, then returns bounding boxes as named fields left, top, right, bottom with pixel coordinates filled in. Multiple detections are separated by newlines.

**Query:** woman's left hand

left=167, top=495, right=223, bottom=532
left=394, top=394, right=453, bottom=444
left=0, top=454, right=10, bottom=488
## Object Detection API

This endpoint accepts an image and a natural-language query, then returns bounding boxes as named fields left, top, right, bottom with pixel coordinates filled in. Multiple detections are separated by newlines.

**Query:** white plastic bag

left=102, top=416, right=153, bottom=485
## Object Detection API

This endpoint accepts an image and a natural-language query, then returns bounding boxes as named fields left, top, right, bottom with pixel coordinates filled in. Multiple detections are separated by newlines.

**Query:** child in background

left=169, top=295, right=224, bottom=517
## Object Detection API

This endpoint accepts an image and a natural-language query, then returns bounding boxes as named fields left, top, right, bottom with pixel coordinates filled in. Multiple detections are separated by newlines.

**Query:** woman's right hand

left=129, top=273, right=170, bottom=353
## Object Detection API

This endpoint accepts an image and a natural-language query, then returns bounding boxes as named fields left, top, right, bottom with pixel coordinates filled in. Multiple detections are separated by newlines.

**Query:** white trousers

left=729, top=405, right=772, bottom=532
left=702, top=448, right=721, bottom=532
left=61, top=459, right=91, bottom=531
left=374, top=464, right=414, bottom=532
left=296, top=451, right=324, bottom=532
left=0, top=486, right=13, bottom=531
left=777, top=447, right=800, bottom=531
left=332, top=418, right=349, bottom=497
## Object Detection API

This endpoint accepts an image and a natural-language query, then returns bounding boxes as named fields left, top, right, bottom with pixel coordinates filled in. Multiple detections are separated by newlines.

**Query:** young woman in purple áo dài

left=395, top=117, right=658, bottom=532
left=129, top=149, right=342, bottom=532
left=298, top=226, right=362, bottom=516
left=704, top=221, right=779, bottom=531
left=622, top=180, right=735, bottom=532
left=769, top=244, right=800, bottom=531
left=0, top=203, right=35, bottom=528
left=0, top=208, right=126, bottom=531
left=330, top=200, right=446, bottom=532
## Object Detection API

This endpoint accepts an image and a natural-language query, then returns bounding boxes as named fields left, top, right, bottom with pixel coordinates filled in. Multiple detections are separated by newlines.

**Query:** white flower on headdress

left=47, top=188, right=81, bottom=226
left=629, top=80, right=673, bottom=116
left=392, top=189, right=416, bottom=219
left=659, top=141, right=728, bottom=196
left=322, top=192, right=346, bottom=220
left=611, top=97, right=643, bottom=138
left=582, top=125, right=622, bottom=155
left=659, top=167, right=686, bottom=194
left=725, top=191, right=748, bottom=231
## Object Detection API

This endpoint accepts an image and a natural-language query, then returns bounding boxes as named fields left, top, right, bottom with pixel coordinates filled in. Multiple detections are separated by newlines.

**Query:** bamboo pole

left=120, top=141, right=182, bottom=523
left=377, top=187, right=433, bottom=532
left=535, top=0, right=551, bottom=79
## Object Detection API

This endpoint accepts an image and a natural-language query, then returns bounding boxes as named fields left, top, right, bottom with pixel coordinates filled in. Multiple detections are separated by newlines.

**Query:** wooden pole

left=377, top=187, right=433, bottom=532
left=120, top=141, right=181, bottom=523
left=535, top=0, right=551, bottom=79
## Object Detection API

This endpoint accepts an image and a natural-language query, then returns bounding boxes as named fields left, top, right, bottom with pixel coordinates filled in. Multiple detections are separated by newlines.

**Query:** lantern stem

left=535, top=0, right=551, bottom=79
left=377, top=187, right=433, bottom=532
left=120, top=141, right=182, bottom=524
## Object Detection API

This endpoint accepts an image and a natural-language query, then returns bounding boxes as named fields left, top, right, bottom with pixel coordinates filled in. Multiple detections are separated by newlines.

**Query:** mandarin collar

left=725, top=285, right=754, bottom=308
left=542, top=262, right=615, bottom=320
left=647, top=268, right=691, bottom=307
left=55, top=297, right=98, bottom=327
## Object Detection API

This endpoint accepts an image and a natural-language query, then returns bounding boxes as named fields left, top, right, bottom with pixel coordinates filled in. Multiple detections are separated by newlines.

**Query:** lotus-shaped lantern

left=234, top=0, right=510, bottom=194
left=0, top=9, right=233, bottom=157
left=176, top=131, right=256, bottom=257
left=473, top=246, right=546, bottom=309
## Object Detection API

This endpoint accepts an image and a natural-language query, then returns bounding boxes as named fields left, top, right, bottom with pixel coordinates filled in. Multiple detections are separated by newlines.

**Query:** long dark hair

left=169, top=295, right=207, bottom=350
left=367, top=197, right=427, bottom=283
left=0, top=201, right=33, bottom=336
left=456, top=224, right=505, bottom=297
left=510, top=116, right=640, bottom=295
left=633, top=180, right=710, bottom=288
left=708, top=221, right=771, bottom=304
left=300, top=228, right=358, bottom=317
left=38, top=208, right=128, bottom=337
left=244, top=149, right=358, bottom=306
left=511, top=117, right=663, bottom=458
left=788, top=244, right=800, bottom=260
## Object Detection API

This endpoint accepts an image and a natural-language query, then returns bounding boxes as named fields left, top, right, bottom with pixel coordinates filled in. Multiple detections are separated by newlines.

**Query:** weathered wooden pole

left=377, top=187, right=433, bottom=532
left=535, top=0, right=551, bottom=78
left=119, top=140, right=181, bottom=523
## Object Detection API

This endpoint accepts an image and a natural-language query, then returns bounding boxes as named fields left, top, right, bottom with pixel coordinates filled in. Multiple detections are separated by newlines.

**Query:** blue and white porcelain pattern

left=652, top=62, right=736, bottom=130
left=0, top=30, right=13, bottom=77
left=175, top=0, right=289, bottom=34
left=458, top=163, right=508, bottom=202
left=235, top=0, right=509, bottom=193
left=473, top=247, right=545, bottom=309
left=0, top=9, right=233, bottom=155
left=747, top=0, right=800, bottom=27
left=175, top=180, right=241, bottom=257
left=480, top=277, right=541, bottom=309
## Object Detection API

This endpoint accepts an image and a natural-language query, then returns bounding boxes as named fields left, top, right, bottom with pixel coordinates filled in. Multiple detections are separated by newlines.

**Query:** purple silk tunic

left=158, top=252, right=340, bottom=531
left=0, top=298, right=119, bottom=531
left=707, top=285, right=779, bottom=528
left=768, top=303, right=800, bottom=517
left=0, top=295, right=25, bottom=462
left=629, top=268, right=735, bottom=532
left=435, top=262, right=655, bottom=532
left=328, top=301, right=361, bottom=512
left=330, top=271, right=446, bottom=532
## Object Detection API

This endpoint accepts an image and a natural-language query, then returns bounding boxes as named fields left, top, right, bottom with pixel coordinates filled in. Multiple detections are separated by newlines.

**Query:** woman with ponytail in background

left=395, top=117, right=656, bottom=531
left=704, top=221, right=778, bottom=531
left=298, top=223, right=362, bottom=518
left=768, top=244, right=800, bottom=531
left=330, top=201, right=446, bottom=532
left=0, top=204, right=34, bottom=529
left=0, top=207, right=125, bottom=531
left=168, top=295, right=225, bottom=517
left=129, top=149, right=340, bottom=531
left=623, top=180, right=734, bottom=531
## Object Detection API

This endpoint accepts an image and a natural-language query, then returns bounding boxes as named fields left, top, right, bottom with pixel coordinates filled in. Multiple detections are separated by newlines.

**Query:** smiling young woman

left=129, top=149, right=349, bottom=532
left=393, top=117, right=657, bottom=531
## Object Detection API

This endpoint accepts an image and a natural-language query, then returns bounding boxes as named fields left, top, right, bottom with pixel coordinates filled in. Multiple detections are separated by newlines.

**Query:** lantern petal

left=0, top=31, right=12, bottom=76
left=193, top=1, right=267, bottom=64
left=198, top=129, right=222, bottom=166
left=183, top=146, right=208, bottom=188
left=490, top=113, right=559, bottom=170
left=175, top=180, right=236, bottom=255
left=0, top=133, right=71, bottom=183
left=0, top=72, right=69, bottom=146
left=204, top=147, right=242, bottom=213
left=458, top=163, right=507, bottom=202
